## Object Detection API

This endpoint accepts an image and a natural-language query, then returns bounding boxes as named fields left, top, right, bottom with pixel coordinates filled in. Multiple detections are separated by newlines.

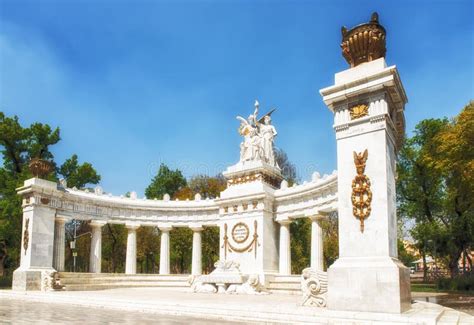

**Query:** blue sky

left=1, top=0, right=472, bottom=197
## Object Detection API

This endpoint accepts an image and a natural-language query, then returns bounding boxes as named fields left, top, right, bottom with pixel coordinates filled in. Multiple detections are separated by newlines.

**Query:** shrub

left=436, top=273, right=474, bottom=292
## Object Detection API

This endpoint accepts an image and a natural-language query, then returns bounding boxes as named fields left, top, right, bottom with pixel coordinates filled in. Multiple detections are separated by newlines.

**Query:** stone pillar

left=125, top=223, right=139, bottom=275
left=191, top=226, right=203, bottom=275
left=278, top=219, right=291, bottom=275
left=159, top=226, right=172, bottom=274
left=89, top=221, right=105, bottom=273
left=53, top=217, right=67, bottom=272
left=13, top=178, right=58, bottom=291
left=310, top=216, right=324, bottom=271
left=321, top=55, right=411, bottom=312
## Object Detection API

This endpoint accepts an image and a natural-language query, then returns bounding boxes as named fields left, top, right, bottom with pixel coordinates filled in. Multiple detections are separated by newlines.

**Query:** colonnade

left=52, top=220, right=205, bottom=275
left=278, top=215, right=326, bottom=274
left=52, top=216, right=325, bottom=276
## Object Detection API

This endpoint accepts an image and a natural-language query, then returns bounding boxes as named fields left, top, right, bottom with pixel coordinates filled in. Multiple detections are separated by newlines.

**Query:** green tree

left=397, top=103, right=474, bottom=278
left=59, top=154, right=101, bottom=189
left=145, top=164, right=187, bottom=199
left=0, top=112, right=100, bottom=277
left=172, top=175, right=225, bottom=274
left=290, top=218, right=311, bottom=274
left=275, top=148, right=297, bottom=185
left=321, top=212, right=339, bottom=269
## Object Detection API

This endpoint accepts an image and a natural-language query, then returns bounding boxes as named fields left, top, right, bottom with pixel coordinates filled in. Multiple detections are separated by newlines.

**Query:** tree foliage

left=397, top=102, right=474, bottom=278
left=145, top=166, right=224, bottom=274
left=59, top=154, right=101, bottom=189
left=145, top=164, right=187, bottom=200
left=290, top=218, right=311, bottom=274
left=0, top=112, right=101, bottom=276
left=275, top=148, right=297, bottom=185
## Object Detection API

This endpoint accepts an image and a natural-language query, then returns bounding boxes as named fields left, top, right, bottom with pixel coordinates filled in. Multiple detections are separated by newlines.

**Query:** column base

left=12, top=267, right=56, bottom=291
left=327, top=256, right=411, bottom=313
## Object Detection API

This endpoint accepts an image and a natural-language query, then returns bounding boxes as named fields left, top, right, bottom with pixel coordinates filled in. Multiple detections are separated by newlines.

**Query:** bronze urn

left=28, top=158, right=53, bottom=179
left=341, top=12, right=386, bottom=68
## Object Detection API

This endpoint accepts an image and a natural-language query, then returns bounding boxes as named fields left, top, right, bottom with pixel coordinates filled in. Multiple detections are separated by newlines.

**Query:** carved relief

left=40, top=197, right=50, bottom=205
left=23, top=218, right=29, bottom=254
left=351, top=149, right=372, bottom=232
left=227, top=171, right=281, bottom=188
left=349, top=104, right=369, bottom=120
left=222, top=220, right=259, bottom=258
left=301, top=268, right=328, bottom=307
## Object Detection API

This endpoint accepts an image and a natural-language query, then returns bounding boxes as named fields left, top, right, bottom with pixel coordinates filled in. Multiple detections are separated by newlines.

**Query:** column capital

left=309, top=214, right=328, bottom=222
left=90, top=220, right=107, bottom=228
left=159, top=225, right=172, bottom=232
left=190, top=224, right=204, bottom=232
left=55, top=216, right=68, bottom=224
left=277, top=218, right=292, bottom=226
left=125, top=222, right=140, bottom=231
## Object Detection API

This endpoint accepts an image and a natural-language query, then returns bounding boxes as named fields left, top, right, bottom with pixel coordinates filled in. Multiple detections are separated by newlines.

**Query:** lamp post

left=70, top=219, right=92, bottom=272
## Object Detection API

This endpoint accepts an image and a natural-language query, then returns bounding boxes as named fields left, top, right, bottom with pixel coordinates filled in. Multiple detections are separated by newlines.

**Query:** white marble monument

left=319, top=12, right=411, bottom=313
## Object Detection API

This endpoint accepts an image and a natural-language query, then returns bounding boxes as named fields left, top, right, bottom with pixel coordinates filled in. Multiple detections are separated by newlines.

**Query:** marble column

left=53, top=217, right=67, bottom=272
left=125, top=223, right=139, bottom=275
left=310, top=215, right=324, bottom=271
left=191, top=226, right=203, bottom=275
left=159, top=226, right=172, bottom=274
left=278, top=219, right=292, bottom=275
left=89, top=221, right=105, bottom=273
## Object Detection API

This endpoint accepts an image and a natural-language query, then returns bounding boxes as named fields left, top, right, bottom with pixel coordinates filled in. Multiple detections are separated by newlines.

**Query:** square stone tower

left=320, top=13, right=411, bottom=313
left=218, top=160, right=282, bottom=276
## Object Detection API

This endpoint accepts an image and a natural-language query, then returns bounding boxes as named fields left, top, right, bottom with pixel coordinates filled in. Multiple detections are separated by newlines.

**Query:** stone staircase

left=266, top=275, right=301, bottom=295
left=57, top=272, right=190, bottom=291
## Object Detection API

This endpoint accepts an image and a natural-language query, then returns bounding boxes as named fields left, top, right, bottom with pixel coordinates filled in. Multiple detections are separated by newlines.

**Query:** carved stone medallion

left=232, top=222, right=250, bottom=244
left=351, top=149, right=372, bottom=232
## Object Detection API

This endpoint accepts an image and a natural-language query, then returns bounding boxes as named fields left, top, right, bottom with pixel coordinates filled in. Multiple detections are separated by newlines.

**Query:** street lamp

left=70, top=219, right=92, bottom=272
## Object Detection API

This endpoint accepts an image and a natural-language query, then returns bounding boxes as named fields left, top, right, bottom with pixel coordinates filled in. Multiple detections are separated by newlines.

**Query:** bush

left=436, top=273, right=474, bottom=292
left=0, top=275, right=12, bottom=288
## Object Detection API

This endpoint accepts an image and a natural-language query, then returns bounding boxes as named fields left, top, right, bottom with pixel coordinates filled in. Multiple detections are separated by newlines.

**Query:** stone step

left=268, top=275, right=300, bottom=283
left=266, top=275, right=301, bottom=295
left=58, top=272, right=191, bottom=291
left=59, top=276, right=189, bottom=284
left=60, top=278, right=189, bottom=285
left=268, top=288, right=302, bottom=296
left=63, top=282, right=190, bottom=291
left=267, top=282, right=301, bottom=290
left=58, top=272, right=188, bottom=279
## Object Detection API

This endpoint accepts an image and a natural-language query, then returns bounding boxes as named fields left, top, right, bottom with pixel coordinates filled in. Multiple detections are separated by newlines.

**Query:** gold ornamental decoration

left=232, top=222, right=250, bottom=244
left=349, top=104, right=369, bottom=120
left=341, top=12, right=386, bottom=68
left=351, top=149, right=372, bottom=232
left=23, top=218, right=30, bottom=254
left=222, top=220, right=259, bottom=258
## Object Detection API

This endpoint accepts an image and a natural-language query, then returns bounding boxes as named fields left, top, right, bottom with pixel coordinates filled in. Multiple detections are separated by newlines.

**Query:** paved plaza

left=1, top=288, right=472, bottom=324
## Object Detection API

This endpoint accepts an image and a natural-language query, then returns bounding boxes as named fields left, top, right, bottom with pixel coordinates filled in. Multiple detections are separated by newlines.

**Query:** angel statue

left=236, top=100, right=278, bottom=167
left=237, top=100, right=262, bottom=162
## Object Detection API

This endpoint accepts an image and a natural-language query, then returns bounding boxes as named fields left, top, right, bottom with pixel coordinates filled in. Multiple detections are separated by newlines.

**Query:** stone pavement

left=0, top=298, right=242, bottom=324
left=0, top=288, right=472, bottom=324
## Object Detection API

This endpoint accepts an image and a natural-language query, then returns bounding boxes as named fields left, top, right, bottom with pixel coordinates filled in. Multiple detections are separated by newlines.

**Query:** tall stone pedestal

left=320, top=58, right=411, bottom=313
left=217, top=161, right=282, bottom=279
left=13, top=178, right=57, bottom=291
